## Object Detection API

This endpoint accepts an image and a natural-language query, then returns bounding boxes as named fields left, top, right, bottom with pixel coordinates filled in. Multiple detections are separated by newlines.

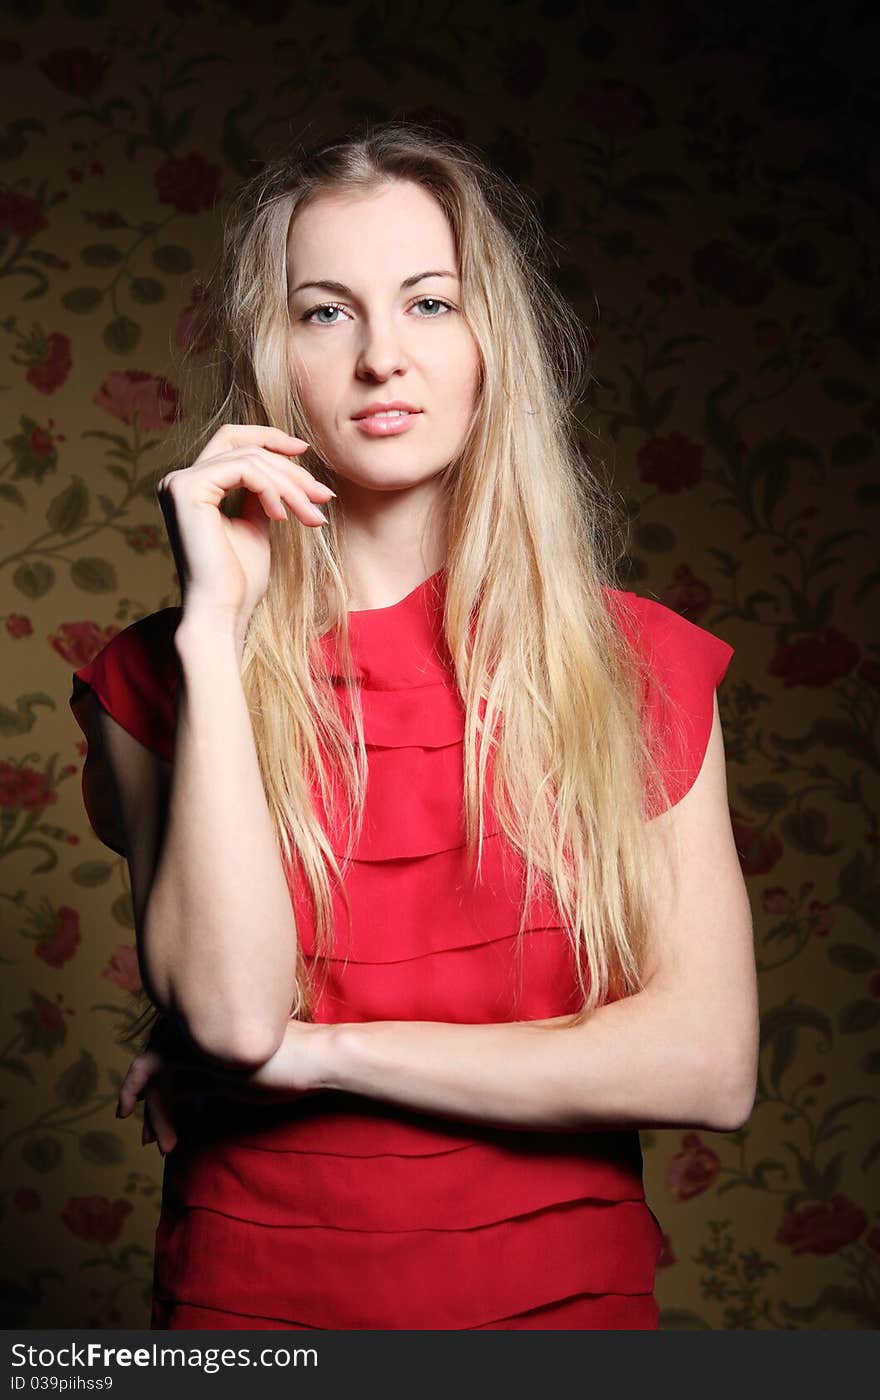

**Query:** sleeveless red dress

left=69, top=569, right=734, bottom=1330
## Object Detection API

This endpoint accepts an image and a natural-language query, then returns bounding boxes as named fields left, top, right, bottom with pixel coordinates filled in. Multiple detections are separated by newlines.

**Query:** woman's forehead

left=287, top=182, right=455, bottom=269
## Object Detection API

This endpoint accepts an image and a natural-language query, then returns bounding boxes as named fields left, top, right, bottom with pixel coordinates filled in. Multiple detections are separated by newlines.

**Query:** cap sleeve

left=69, top=607, right=181, bottom=853
left=606, top=590, right=735, bottom=819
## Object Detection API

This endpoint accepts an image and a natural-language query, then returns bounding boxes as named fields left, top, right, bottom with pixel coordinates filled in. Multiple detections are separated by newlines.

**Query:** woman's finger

left=117, top=1048, right=163, bottom=1118
left=142, top=1098, right=157, bottom=1146
left=146, top=1080, right=178, bottom=1156
left=230, top=453, right=331, bottom=526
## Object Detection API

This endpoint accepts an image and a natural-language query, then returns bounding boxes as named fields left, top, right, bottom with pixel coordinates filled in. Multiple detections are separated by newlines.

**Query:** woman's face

left=286, top=179, right=482, bottom=494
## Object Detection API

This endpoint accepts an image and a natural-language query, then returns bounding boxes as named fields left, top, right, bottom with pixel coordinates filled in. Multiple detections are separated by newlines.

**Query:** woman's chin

left=326, top=456, right=444, bottom=494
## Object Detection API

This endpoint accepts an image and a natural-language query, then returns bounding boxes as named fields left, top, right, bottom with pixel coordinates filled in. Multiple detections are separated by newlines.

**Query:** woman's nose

left=356, top=318, right=410, bottom=380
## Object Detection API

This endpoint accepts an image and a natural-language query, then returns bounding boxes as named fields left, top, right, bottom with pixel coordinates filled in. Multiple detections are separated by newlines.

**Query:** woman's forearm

left=302, top=992, right=748, bottom=1135
left=141, top=616, right=297, bottom=1068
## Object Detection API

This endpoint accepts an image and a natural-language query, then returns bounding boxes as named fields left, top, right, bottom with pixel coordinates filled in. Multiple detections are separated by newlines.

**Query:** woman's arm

left=274, top=699, right=760, bottom=1134
left=122, top=617, right=298, bottom=1068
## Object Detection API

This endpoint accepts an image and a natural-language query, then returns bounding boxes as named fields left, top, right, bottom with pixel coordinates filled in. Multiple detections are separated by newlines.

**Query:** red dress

left=69, top=569, right=734, bottom=1330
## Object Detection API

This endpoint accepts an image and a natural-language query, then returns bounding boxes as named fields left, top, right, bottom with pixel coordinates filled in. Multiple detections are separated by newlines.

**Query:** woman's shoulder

left=603, top=585, right=734, bottom=677
left=69, top=606, right=183, bottom=765
left=71, top=604, right=182, bottom=694
left=602, top=586, right=736, bottom=814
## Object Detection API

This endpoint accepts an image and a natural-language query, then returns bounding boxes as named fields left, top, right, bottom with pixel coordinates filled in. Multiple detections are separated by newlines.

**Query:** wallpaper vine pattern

left=1, top=0, right=877, bottom=1330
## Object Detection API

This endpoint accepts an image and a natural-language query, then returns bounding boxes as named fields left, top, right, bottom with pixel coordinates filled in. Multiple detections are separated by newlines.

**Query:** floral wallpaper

left=1, top=0, right=877, bottom=1330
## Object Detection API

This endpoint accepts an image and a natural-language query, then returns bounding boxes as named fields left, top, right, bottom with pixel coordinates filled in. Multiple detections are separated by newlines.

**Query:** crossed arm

left=119, top=698, right=759, bottom=1149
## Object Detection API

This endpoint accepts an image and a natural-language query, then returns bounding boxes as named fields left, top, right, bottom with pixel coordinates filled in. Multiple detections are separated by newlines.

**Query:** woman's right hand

left=156, top=424, right=336, bottom=642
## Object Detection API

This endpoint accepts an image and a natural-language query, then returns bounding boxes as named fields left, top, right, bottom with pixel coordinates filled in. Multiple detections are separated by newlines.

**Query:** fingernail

left=312, top=507, right=328, bottom=524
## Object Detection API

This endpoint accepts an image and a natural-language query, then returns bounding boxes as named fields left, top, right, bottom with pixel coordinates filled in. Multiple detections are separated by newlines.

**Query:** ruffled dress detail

left=69, top=569, right=734, bottom=1330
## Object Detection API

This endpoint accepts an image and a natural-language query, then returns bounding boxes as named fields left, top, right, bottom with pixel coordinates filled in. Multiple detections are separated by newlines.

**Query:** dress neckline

left=347, top=566, right=447, bottom=617
left=321, top=566, right=450, bottom=689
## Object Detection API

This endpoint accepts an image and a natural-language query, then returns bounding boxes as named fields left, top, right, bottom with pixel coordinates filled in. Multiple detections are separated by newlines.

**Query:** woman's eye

left=303, top=302, right=349, bottom=325
left=301, top=297, right=453, bottom=325
left=411, top=297, right=452, bottom=317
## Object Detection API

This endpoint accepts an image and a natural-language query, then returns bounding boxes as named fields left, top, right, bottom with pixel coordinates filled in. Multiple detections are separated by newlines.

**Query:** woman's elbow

left=712, top=1051, right=758, bottom=1133
left=184, top=1012, right=285, bottom=1072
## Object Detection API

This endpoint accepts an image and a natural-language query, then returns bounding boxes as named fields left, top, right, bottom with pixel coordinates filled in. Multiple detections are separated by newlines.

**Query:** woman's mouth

left=353, top=409, right=422, bottom=437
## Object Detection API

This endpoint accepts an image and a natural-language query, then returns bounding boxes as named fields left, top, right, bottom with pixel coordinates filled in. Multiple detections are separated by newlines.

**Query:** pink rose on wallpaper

left=762, top=886, right=792, bottom=915
left=87, top=209, right=126, bottom=229
left=125, top=524, right=162, bottom=554
left=39, top=47, right=111, bottom=98
left=776, top=1195, right=867, bottom=1256
left=692, top=239, right=774, bottom=307
left=6, top=614, right=33, bottom=639
left=13, top=1188, right=41, bottom=1212
left=656, top=1233, right=677, bottom=1268
left=39, top=998, right=65, bottom=1032
left=647, top=273, right=684, bottom=297
left=729, top=808, right=783, bottom=876
left=0, top=763, right=58, bottom=813
left=16, top=993, right=68, bottom=1055
left=650, top=9, right=704, bottom=65
left=773, top=239, right=827, bottom=288
left=808, top=899, right=833, bottom=937
left=499, top=38, right=547, bottom=99
left=155, top=152, right=222, bottom=216
left=769, top=627, right=861, bottom=687
left=574, top=78, right=657, bottom=136
left=638, top=431, right=704, bottom=493
left=30, top=425, right=56, bottom=456
left=8, top=417, right=65, bottom=484
left=666, top=1132, right=721, bottom=1200
left=0, top=188, right=48, bottom=239
left=93, top=369, right=179, bottom=431
left=50, top=619, right=120, bottom=669
left=26, top=331, right=73, bottom=394
left=102, top=944, right=142, bottom=995
left=36, top=907, right=81, bottom=969
left=61, top=1196, right=133, bottom=1245
left=661, top=565, right=713, bottom=624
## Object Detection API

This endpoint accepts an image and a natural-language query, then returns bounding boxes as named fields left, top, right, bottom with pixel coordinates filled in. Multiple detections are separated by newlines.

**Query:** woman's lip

left=353, top=410, right=421, bottom=437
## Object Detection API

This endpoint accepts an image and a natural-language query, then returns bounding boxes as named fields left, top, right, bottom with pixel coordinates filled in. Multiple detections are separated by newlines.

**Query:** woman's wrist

left=302, top=1020, right=349, bottom=1092
left=249, top=1019, right=349, bottom=1099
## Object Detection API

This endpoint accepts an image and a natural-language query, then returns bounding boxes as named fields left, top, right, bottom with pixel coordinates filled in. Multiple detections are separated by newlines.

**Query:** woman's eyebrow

left=290, top=269, right=459, bottom=296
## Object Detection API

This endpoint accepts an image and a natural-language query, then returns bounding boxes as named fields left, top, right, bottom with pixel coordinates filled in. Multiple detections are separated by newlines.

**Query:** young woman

left=70, top=121, right=759, bottom=1331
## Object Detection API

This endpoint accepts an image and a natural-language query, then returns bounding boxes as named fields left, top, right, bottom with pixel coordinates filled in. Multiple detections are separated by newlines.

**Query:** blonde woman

left=70, top=121, right=759, bottom=1331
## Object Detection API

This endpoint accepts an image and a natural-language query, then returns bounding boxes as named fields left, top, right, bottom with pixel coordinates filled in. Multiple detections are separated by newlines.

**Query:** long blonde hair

left=130, top=119, right=679, bottom=1049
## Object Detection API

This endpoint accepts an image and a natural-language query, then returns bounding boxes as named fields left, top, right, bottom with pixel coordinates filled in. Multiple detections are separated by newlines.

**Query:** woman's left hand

left=115, top=1018, right=209, bottom=1156
left=115, top=1018, right=333, bottom=1156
